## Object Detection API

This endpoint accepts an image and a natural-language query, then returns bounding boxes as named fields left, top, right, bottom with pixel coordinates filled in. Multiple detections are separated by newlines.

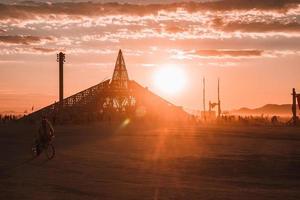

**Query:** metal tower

left=111, top=49, right=129, bottom=89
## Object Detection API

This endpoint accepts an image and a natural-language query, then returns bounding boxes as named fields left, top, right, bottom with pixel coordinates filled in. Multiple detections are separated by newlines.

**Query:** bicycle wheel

left=45, top=143, right=55, bottom=160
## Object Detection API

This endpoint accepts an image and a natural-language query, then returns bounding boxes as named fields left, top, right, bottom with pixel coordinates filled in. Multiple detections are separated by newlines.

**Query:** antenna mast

left=217, top=78, right=221, bottom=118
left=203, top=77, right=206, bottom=120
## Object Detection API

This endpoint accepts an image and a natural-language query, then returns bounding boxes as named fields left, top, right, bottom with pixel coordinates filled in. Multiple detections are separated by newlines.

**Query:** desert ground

left=0, top=121, right=299, bottom=200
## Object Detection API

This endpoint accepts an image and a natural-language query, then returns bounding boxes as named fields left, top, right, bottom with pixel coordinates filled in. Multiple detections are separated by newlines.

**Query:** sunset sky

left=0, top=0, right=300, bottom=114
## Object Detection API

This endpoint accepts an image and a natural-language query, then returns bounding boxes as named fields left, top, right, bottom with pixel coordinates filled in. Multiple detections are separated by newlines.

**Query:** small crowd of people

left=0, top=114, right=21, bottom=124
left=196, top=114, right=290, bottom=126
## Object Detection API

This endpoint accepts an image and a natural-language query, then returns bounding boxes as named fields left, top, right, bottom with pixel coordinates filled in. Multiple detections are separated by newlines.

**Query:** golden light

left=153, top=65, right=187, bottom=95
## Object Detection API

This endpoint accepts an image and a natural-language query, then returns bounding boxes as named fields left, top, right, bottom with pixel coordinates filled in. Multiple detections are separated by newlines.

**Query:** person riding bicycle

left=36, top=116, right=54, bottom=154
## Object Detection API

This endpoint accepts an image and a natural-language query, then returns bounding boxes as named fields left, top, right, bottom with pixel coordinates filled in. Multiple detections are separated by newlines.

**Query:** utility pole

left=57, top=52, right=65, bottom=105
left=292, top=88, right=297, bottom=125
left=203, top=77, right=206, bottom=120
left=217, top=78, right=221, bottom=118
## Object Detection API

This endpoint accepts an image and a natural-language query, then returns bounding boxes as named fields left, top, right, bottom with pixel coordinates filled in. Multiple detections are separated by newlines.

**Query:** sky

left=0, top=0, right=300, bottom=114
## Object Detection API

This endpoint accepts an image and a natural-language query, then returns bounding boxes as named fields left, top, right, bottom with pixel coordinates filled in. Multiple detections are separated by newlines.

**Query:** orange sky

left=0, top=0, right=300, bottom=114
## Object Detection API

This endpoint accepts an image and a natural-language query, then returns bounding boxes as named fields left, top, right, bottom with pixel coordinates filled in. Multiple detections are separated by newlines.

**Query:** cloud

left=169, top=49, right=265, bottom=59
left=31, top=47, right=56, bottom=53
left=212, top=18, right=300, bottom=33
left=164, top=25, right=187, bottom=33
left=0, top=1, right=299, bottom=56
left=0, top=35, right=54, bottom=45
left=170, top=48, right=300, bottom=60
left=0, top=1, right=299, bottom=40
left=0, top=2, right=169, bottom=20
left=141, top=63, right=157, bottom=67
left=183, top=0, right=300, bottom=12
left=0, top=0, right=299, bottom=22
left=195, top=49, right=264, bottom=57
left=0, top=46, right=116, bottom=55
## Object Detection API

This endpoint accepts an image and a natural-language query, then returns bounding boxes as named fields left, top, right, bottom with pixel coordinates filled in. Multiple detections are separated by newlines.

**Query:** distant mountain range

left=230, top=104, right=294, bottom=116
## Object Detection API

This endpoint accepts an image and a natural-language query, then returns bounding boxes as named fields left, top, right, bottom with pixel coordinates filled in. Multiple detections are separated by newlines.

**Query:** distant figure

left=36, top=116, right=54, bottom=154
left=271, top=116, right=278, bottom=125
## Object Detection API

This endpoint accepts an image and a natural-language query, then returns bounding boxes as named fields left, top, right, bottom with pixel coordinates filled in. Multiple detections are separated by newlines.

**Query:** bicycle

left=31, top=136, right=55, bottom=160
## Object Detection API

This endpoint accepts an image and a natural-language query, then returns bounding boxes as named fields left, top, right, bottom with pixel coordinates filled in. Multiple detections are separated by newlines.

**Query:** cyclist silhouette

left=36, top=116, right=54, bottom=155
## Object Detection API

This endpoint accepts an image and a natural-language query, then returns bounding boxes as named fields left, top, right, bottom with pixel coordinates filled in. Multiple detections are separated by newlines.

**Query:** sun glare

left=154, top=65, right=186, bottom=95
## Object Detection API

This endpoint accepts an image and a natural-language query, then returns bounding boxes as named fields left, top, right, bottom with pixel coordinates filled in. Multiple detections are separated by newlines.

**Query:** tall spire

left=111, top=49, right=129, bottom=88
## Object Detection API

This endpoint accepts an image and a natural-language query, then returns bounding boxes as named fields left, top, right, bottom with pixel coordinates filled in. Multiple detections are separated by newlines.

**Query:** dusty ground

left=0, top=122, right=299, bottom=200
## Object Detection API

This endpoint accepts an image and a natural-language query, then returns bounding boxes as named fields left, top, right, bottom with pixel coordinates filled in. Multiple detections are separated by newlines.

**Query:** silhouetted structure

left=111, top=50, right=129, bottom=89
left=57, top=52, right=65, bottom=104
left=22, top=50, right=189, bottom=123
left=217, top=78, right=221, bottom=118
left=205, top=79, right=222, bottom=119
left=291, top=88, right=300, bottom=125
left=203, top=77, right=206, bottom=120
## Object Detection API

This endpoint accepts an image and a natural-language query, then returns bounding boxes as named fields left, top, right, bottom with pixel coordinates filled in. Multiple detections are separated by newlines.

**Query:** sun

left=153, top=65, right=186, bottom=95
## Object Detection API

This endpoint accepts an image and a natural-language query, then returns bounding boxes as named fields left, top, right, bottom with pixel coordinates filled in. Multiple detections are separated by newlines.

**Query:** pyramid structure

left=111, top=49, right=129, bottom=89
left=23, top=50, right=190, bottom=123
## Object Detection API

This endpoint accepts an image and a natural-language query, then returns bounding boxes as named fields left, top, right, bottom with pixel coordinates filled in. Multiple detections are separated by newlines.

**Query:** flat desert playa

left=0, top=122, right=300, bottom=200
